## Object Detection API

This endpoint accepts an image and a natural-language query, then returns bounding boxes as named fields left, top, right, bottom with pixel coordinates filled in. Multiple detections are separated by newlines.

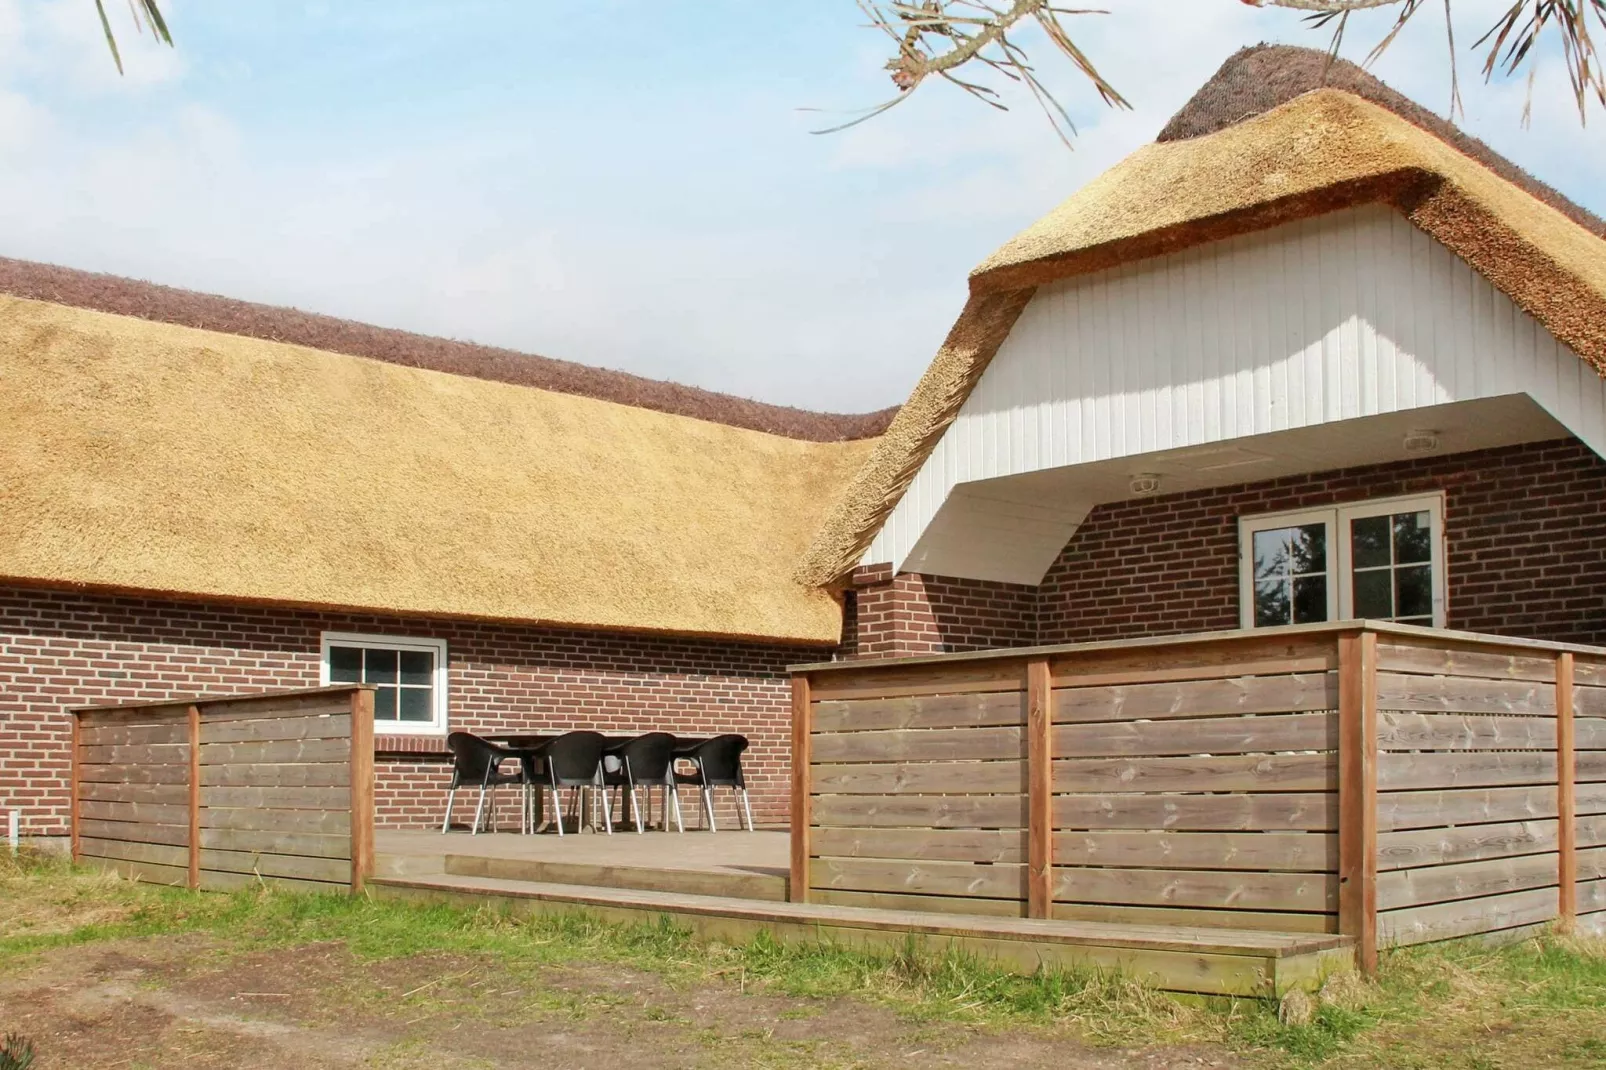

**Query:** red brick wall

left=0, top=586, right=818, bottom=836
left=851, top=563, right=1038, bottom=658
left=849, top=438, right=1606, bottom=655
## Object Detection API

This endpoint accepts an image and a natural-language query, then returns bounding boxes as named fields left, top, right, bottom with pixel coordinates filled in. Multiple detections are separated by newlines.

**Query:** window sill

left=375, top=734, right=450, bottom=756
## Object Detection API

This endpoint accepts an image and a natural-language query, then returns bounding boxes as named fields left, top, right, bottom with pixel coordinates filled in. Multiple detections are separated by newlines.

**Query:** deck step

left=442, top=852, right=788, bottom=901
left=368, top=872, right=1353, bottom=998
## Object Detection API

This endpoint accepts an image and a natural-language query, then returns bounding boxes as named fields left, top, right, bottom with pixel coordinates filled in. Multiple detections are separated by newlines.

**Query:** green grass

left=5, top=849, right=1605, bottom=1068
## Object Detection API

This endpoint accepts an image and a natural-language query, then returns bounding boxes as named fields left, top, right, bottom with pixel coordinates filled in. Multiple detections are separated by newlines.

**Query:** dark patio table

left=487, top=733, right=711, bottom=832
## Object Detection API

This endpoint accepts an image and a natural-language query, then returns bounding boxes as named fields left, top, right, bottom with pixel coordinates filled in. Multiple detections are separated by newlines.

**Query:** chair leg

left=702, top=785, right=716, bottom=832
left=550, top=784, right=564, bottom=837
left=670, top=784, right=685, bottom=833
left=599, top=779, right=613, bottom=835
left=739, top=787, right=755, bottom=831
left=472, top=784, right=488, bottom=836
left=440, top=786, right=457, bottom=834
left=631, top=786, right=645, bottom=834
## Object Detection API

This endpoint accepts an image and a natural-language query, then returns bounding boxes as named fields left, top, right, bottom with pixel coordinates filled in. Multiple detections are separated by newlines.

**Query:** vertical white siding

left=868, top=204, right=1606, bottom=570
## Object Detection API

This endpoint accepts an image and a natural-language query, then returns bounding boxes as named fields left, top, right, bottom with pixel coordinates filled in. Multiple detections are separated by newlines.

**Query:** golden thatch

left=797, top=86, right=1606, bottom=586
left=0, top=296, right=874, bottom=644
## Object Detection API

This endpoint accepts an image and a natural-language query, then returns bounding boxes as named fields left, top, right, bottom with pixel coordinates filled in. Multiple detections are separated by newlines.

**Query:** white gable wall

left=867, top=204, right=1606, bottom=581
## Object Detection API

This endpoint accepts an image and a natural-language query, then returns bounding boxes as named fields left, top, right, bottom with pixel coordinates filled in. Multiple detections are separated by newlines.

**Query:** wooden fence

left=71, top=686, right=375, bottom=894
left=791, top=622, right=1606, bottom=972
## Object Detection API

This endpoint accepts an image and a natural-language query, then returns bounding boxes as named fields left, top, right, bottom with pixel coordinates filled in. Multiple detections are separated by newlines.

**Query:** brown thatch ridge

left=1157, top=44, right=1606, bottom=239
left=798, top=46, right=1606, bottom=586
left=0, top=255, right=895, bottom=443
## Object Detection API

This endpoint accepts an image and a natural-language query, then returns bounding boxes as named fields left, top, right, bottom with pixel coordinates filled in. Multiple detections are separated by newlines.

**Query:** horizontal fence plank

left=1054, top=754, right=1334, bottom=794
left=85, top=857, right=189, bottom=886
left=1571, top=686, right=1606, bottom=718
left=78, top=763, right=189, bottom=785
left=1051, top=866, right=1335, bottom=913
left=77, top=703, right=190, bottom=726
left=1047, top=634, right=1340, bottom=687
left=1376, top=673, right=1556, bottom=716
left=1581, top=783, right=1606, bottom=816
left=1377, top=712, right=1557, bottom=751
left=1053, top=792, right=1336, bottom=832
left=1053, top=713, right=1336, bottom=758
left=812, top=692, right=1024, bottom=733
left=78, top=837, right=189, bottom=868
left=78, top=800, right=189, bottom=826
left=77, top=721, right=188, bottom=747
left=78, top=744, right=188, bottom=767
left=810, top=857, right=1025, bottom=901
left=810, top=793, right=1023, bottom=830
left=197, top=869, right=349, bottom=895
left=199, top=714, right=352, bottom=745
left=1580, top=879, right=1606, bottom=914
left=199, top=786, right=350, bottom=811
left=1376, top=641, right=1559, bottom=683
left=812, top=761, right=1024, bottom=795
left=1052, top=673, right=1337, bottom=724
left=197, top=828, right=351, bottom=860
left=1377, top=852, right=1560, bottom=911
left=808, top=663, right=1025, bottom=703
left=198, top=849, right=352, bottom=883
left=195, top=694, right=355, bottom=722
left=1578, top=716, right=1606, bottom=749
left=1378, top=886, right=1558, bottom=947
left=810, top=726, right=1024, bottom=764
left=810, top=889, right=1028, bottom=918
left=200, top=763, right=351, bottom=789
left=1378, top=820, right=1558, bottom=871
left=198, top=737, right=350, bottom=767
left=1051, top=901, right=1337, bottom=934
left=809, top=827, right=1025, bottom=863
left=199, top=807, right=351, bottom=834
left=1577, top=846, right=1606, bottom=882
left=77, top=818, right=189, bottom=847
left=1377, top=752, right=1559, bottom=792
left=1377, top=786, right=1558, bottom=831
left=1582, top=815, right=1606, bottom=849
left=79, top=781, right=188, bottom=805
left=1052, top=830, right=1337, bottom=873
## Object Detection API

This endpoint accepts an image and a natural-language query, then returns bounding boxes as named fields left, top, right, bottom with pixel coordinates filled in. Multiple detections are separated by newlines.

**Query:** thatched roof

left=1, top=295, right=874, bottom=643
left=0, top=256, right=895, bottom=443
left=797, top=45, right=1606, bottom=586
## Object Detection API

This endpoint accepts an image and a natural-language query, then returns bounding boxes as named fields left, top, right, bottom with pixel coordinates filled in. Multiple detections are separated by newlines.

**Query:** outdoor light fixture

left=1403, top=429, right=1440, bottom=454
left=1129, top=473, right=1162, bottom=496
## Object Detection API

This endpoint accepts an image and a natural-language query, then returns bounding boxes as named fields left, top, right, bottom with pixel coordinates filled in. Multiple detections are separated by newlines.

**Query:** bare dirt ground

left=2, top=933, right=1244, bottom=1070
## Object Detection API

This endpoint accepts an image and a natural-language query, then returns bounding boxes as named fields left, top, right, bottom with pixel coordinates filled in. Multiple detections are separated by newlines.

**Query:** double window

left=319, top=631, right=448, bottom=735
left=1239, top=494, right=1445, bottom=629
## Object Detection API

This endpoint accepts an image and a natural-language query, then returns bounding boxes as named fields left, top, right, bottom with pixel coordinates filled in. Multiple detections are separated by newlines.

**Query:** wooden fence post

left=349, top=688, right=375, bottom=894
left=1558, top=651, right=1577, bottom=933
left=1027, top=658, right=1053, bottom=919
left=69, top=711, right=81, bottom=863
left=1338, top=629, right=1379, bottom=974
left=187, top=704, right=201, bottom=890
left=790, top=674, right=812, bottom=904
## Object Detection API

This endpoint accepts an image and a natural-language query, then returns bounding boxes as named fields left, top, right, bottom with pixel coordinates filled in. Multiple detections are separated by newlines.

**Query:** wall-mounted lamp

left=1129, top=473, right=1162, bottom=496
left=1403, top=429, right=1440, bottom=454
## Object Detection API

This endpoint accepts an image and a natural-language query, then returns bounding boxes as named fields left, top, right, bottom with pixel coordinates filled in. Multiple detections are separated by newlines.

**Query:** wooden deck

left=368, top=868, right=1352, bottom=998
left=375, top=828, right=791, bottom=901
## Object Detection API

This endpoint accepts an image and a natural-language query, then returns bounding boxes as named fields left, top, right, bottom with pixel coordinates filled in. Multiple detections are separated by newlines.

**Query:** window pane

left=364, top=648, right=398, bottom=685
left=1351, top=515, right=1391, bottom=569
left=1253, top=529, right=1292, bottom=583
left=373, top=686, right=398, bottom=721
left=1290, top=524, right=1326, bottom=575
left=328, top=646, right=361, bottom=683
left=1292, top=575, right=1328, bottom=624
left=1394, top=511, right=1433, bottom=564
left=1353, top=569, right=1393, bottom=618
left=397, top=687, right=433, bottom=722
left=1255, top=579, right=1291, bottom=627
left=399, top=650, right=433, bottom=686
left=1396, top=565, right=1434, bottom=619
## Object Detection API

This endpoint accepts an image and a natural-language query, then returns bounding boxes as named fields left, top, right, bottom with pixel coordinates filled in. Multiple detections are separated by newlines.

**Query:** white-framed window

left=320, top=631, right=448, bottom=735
left=1238, top=494, right=1446, bottom=630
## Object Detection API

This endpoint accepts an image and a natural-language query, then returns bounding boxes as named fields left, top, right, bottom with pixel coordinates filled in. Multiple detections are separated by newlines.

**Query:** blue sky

left=2, top=1, right=1602, bottom=413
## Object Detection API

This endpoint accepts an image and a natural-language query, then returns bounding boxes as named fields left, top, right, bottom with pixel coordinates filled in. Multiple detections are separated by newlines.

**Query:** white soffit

left=869, top=204, right=1606, bottom=582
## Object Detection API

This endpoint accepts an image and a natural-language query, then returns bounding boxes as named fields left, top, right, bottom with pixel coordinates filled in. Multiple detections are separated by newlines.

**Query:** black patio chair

left=673, top=734, right=753, bottom=832
left=524, top=730, right=610, bottom=836
left=442, top=732, right=528, bottom=835
left=602, top=732, right=683, bottom=833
